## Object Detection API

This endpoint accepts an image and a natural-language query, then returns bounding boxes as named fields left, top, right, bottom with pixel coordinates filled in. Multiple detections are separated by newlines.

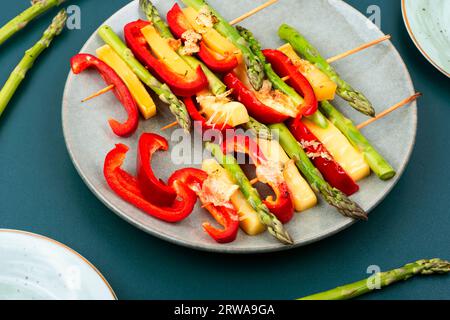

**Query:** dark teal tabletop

left=1, top=0, right=449, bottom=300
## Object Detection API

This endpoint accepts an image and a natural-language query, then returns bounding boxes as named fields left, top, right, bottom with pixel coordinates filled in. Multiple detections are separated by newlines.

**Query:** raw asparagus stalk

left=241, top=117, right=273, bottom=140
left=206, top=142, right=293, bottom=245
left=0, top=10, right=67, bottom=118
left=299, top=259, right=450, bottom=300
left=236, top=25, right=328, bottom=129
left=269, top=123, right=367, bottom=220
left=97, top=25, right=191, bottom=131
left=0, top=0, right=66, bottom=46
left=320, top=101, right=395, bottom=180
left=140, top=0, right=226, bottom=95
left=279, top=24, right=376, bottom=117
left=181, top=0, right=265, bottom=91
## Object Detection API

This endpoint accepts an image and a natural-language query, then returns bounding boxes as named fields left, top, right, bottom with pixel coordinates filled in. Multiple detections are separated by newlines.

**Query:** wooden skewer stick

left=229, top=0, right=279, bottom=25
left=357, top=93, right=421, bottom=129
left=281, top=35, right=392, bottom=82
left=250, top=178, right=259, bottom=185
left=81, top=84, right=115, bottom=102
left=161, top=121, right=180, bottom=131
left=327, top=34, right=391, bottom=64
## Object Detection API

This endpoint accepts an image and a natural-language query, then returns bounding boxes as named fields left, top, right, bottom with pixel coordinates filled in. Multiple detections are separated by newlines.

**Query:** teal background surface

left=0, top=0, right=449, bottom=300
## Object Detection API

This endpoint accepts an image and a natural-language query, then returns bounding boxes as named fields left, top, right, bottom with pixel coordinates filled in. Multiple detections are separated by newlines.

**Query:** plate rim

left=0, top=229, right=117, bottom=300
left=62, top=0, right=417, bottom=254
left=401, top=0, right=450, bottom=77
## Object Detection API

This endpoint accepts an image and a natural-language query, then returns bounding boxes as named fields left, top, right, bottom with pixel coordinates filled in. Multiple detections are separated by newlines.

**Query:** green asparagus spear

left=0, top=10, right=67, bottom=118
left=269, top=123, right=367, bottom=220
left=0, top=0, right=66, bottom=46
left=279, top=24, right=376, bottom=117
left=206, top=142, right=293, bottom=245
left=97, top=25, right=191, bottom=131
left=241, top=117, right=273, bottom=140
left=320, top=101, right=395, bottom=180
left=299, top=259, right=450, bottom=300
left=139, top=0, right=226, bottom=95
left=181, top=0, right=265, bottom=91
left=236, top=25, right=329, bottom=129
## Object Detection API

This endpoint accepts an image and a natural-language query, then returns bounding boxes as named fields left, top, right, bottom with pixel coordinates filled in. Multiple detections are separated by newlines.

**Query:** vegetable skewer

left=279, top=24, right=376, bottom=117
left=269, top=123, right=367, bottom=220
left=97, top=26, right=191, bottom=131
left=207, top=142, right=293, bottom=245
left=236, top=26, right=327, bottom=128
left=320, top=101, right=395, bottom=180
left=0, top=0, right=67, bottom=46
left=299, top=259, right=450, bottom=300
left=0, top=10, right=67, bottom=118
left=181, top=0, right=265, bottom=91
left=280, top=35, right=392, bottom=83
left=140, top=0, right=226, bottom=96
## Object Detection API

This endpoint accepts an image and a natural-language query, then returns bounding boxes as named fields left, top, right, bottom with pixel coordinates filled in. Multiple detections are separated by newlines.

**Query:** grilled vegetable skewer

left=97, top=25, right=191, bottom=131
left=299, top=259, right=450, bottom=300
left=279, top=24, right=376, bottom=117
left=0, top=10, right=67, bottom=118
left=320, top=101, right=395, bottom=180
left=181, top=0, right=265, bottom=91
left=269, top=123, right=367, bottom=220
left=0, top=0, right=67, bottom=46
left=207, top=142, right=293, bottom=245
left=140, top=0, right=226, bottom=95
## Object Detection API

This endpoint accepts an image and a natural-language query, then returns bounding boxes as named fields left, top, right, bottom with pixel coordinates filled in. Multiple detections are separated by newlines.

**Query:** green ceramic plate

left=402, top=0, right=450, bottom=77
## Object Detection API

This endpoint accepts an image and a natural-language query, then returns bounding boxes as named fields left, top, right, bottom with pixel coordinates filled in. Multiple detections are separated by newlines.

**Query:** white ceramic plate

left=0, top=230, right=116, bottom=300
left=62, top=0, right=417, bottom=253
left=402, top=0, right=450, bottom=77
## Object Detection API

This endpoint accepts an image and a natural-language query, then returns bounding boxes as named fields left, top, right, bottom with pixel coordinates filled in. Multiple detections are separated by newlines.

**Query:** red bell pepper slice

left=223, top=72, right=290, bottom=124
left=167, top=4, right=238, bottom=74
left=183, top=96, right=233, bottom=133
left=104, top=144, right=197, bottom=223
left=124, top=20, right=208, bottom=97
left=70, top=54, right=139, bottom=137
left=168, top=168, right=239, bottom=243
left=197, top=41, right=238, bottom=74
left=262, top=49, right=318, bottom=124
left=167, top=3, right=190, bottom=39
left=222, top=135, right=294, bottom=224
left=137, top=133, right=176, bottom=206
left=289, top=121, right=359, bottom=196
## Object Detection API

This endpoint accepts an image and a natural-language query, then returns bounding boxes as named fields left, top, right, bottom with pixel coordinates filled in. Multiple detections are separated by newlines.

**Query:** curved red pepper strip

left=168, top=168, right=239, bottom=243
left=197, top=41, right=238, bottom=74
left=262, top=49, right=318, bottom=124
left=104, top=144, right=197, bottom=223
left=137, top=133, right=177, bottom=206
left=222, top=135, right=294, bottom=224
left=167, top=4, right=238, bottom=74
left=70, top=54, right=139, bottom=137
left=289, top=120, right=359, bottom=196
left=167, top=3, right=190, bottom=39
left=183, top=97, right=233, bottom=134
left=223, top=73, right=290, bottom=124
left=124, top=20, right=208, bottom=97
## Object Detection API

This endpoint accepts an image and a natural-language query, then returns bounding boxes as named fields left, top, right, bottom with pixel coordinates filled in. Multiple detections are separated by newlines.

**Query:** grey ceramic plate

left=62, top=0, right=417, bottom=253
left=0, top=230, right=116, bottom=300
left=402, top=0, right=450, bottom=77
